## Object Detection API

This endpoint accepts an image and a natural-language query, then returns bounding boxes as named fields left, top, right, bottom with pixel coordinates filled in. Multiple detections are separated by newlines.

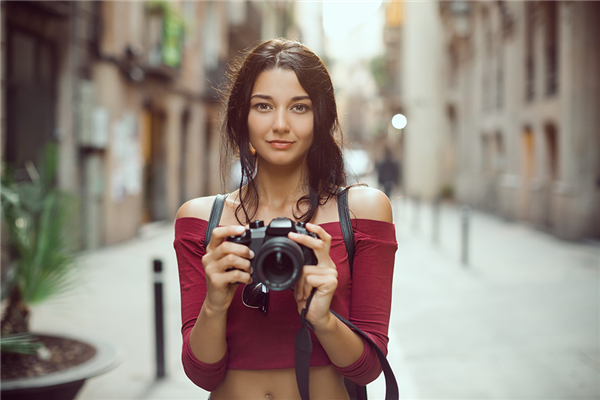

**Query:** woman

left=174, top=39, right=397, bottom=400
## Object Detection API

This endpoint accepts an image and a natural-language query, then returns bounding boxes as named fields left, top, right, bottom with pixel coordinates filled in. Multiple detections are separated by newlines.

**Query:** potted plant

left=0, top=144, right=121, bottom=400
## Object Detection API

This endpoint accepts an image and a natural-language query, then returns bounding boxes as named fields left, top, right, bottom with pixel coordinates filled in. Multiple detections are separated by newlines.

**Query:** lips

left=268, top=140, right=294, bottom=150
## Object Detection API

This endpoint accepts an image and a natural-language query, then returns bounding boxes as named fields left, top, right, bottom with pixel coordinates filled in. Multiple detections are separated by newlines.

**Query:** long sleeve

left=174, top=217, right=227, bottom=390
left=173, top=217, right=397, bottom=388
left=333, top=219, right=397, bottom=385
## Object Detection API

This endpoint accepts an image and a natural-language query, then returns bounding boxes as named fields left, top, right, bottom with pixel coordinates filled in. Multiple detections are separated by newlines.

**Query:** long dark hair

left=221, top=38, right=346, bottom=224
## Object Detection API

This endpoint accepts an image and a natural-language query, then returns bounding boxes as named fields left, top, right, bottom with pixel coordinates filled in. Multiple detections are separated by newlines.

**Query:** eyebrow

left=250, top=94, right=311, bottom=101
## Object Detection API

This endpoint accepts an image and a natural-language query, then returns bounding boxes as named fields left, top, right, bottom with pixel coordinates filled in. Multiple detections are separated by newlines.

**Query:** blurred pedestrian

left=174, top=39, right=397, bottom=399
left=376, top=148, right=401, bottom=198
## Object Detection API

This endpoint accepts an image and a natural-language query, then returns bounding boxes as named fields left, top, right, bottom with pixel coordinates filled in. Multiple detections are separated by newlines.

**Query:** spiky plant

left=1, top=143, right=80, bottom=352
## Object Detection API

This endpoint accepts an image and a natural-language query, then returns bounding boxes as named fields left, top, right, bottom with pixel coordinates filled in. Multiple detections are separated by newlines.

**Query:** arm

left=174, top=198, right=253, bottom=390
left=291, top=187, right=396, bottom=384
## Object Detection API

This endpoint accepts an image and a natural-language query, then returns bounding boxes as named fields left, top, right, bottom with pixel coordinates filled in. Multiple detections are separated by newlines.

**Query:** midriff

left=210, top=366, right=350, bottom=400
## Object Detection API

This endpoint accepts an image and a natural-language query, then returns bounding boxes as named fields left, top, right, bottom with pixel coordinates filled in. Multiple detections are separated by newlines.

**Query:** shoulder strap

left=337, top=188, right=367, bottom=400
left=337, top=188, right=355, bottom=275
left=205, top=194, right=228, bottom=245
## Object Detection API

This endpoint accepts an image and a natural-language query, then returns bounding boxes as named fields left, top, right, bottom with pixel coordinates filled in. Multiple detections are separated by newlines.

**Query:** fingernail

left=289, top=232, right=298, bottom=238
left=249, top=250, right=255, bottom=258
left=236, top=226, right=245, bottom=233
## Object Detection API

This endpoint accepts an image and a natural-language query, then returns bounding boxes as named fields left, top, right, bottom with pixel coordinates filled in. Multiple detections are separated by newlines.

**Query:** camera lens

left=264, top=251, right=292, bottom=276
left=255, top=237, right=304, bottom=291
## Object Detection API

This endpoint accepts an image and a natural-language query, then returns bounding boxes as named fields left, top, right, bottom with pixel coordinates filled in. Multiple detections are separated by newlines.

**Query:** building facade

left=401, top=1, right=600, bottom=240
left=1, top=1, right=302, bottom=249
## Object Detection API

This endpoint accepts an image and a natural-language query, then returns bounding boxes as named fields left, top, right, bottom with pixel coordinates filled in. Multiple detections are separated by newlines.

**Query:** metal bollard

left=432, top=197, right=441, bottom=245
left=460, top=206, right=471, bottom=266
left=153, top=259, right=165, bottom=379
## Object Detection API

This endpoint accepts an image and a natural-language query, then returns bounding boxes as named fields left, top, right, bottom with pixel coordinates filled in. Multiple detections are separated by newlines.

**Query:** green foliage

left=145, top=0, right=186, bottom=68
left=1, top=143, right=80, bottom=307
left=370, top=54, right=388, bottom=90
left=0, top=333, right=42, bottom=355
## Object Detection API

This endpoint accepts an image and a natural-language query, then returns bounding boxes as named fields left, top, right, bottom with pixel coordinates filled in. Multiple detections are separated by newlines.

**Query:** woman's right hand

left=201, top=225, right=254, bottom=314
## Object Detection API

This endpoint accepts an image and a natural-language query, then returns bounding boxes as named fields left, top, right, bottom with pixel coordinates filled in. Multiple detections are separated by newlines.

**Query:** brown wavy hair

left=221, top=38, right=347, bottom=224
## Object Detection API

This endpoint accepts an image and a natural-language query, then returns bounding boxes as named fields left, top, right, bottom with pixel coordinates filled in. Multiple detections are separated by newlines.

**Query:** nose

left=272, top=109, right=290, bottom=134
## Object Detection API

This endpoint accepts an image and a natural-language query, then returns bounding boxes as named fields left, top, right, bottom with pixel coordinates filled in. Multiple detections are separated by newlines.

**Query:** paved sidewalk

left=385, top=196, right=599, bottom=400
left=30, top=221, right=209, bottom=400
left=29, top=197, right=599, bottom=400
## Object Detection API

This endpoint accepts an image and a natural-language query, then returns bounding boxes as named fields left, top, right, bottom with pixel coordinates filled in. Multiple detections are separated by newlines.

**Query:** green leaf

left=1, top=143, right=81, bottom=314
left=0, top=333, right=42, bottom=355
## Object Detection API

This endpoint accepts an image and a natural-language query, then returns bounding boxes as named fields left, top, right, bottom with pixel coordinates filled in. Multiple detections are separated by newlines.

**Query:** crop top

left=174, top=217, right=397, bottom=391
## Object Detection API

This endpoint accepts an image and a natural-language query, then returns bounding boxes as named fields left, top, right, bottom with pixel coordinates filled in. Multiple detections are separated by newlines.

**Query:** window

left=525, top=2, right=535, bottom=101
left=522, top=128, right=535, bottom=180
left=545, top=124, right=558, bottom=180
left=545, top=2, right=559, bottom=96
left=495, top=132, right=506, bottom=173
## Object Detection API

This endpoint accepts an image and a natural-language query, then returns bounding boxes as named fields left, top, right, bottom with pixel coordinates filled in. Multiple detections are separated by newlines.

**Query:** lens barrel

left=255, top=237, right=304, bottom=291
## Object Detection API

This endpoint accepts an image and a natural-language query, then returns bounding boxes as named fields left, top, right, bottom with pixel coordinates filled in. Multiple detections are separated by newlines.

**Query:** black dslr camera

left=226, top=217, right=317, bottom=291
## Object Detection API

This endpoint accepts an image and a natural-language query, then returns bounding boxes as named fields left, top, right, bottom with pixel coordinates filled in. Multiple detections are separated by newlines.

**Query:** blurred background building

left=1, top=0, right=598, bottom=253
left=400, top=1, right=600, bottom=241
left=1, top=1, right=317, bottom=250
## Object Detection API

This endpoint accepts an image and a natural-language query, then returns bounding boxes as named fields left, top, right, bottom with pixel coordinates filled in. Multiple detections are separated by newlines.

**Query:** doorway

left=5, top=27, right=57, bottom=168
left=140, top=108, right=168, bottom=222
left=521, top=128, right=535, bottom=219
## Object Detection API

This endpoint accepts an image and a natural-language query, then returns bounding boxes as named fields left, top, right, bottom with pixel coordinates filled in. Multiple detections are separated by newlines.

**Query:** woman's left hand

left=288, top=223, right=338, bottom=330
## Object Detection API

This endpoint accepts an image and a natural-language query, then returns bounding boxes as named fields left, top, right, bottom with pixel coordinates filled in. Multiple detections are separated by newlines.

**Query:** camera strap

left=294, top=289, right=399, bottom=400
left=205, top=194, right=228, bottom=245
left=294, top=189, right=399, bottom=400
left=205, top=191, right=398, bottom=400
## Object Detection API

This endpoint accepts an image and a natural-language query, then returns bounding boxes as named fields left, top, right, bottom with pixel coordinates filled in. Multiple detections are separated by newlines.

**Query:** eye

left=254, top=103, right=272, bottom=112
left=291, top=104, right=310, bottom=113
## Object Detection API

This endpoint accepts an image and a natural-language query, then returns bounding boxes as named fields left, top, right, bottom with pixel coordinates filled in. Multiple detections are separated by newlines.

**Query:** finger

left=304, top=269, right=338, bottom=289
left=288, top=233, right=333, bottom=267
left=305, top=223, right=332, bottom=244
left=302, top=266, right=337, bottom=299
left=213, top=241, right=255, bottom=261
left=295, top=268, right=322, bottom=302
left=287, top=231, right=329, bottom=254
left=303, top=276, right=312, bottom=301
left=295, top=273, right=306, bottom=301
left=208, top=225, right=246, bottom=250
left=213, top=253, right=253, bottom=274
left=212, top=269, right=253, bottom=287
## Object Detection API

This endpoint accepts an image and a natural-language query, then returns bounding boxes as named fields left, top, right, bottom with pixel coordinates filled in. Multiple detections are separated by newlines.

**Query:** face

left=247, top=68, right=314, bottom=168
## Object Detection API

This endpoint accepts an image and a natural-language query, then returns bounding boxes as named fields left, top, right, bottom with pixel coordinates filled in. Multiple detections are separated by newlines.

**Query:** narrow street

left=30, top=196, right=600, bottom=400
left=381, top=197, right=599, bottom=400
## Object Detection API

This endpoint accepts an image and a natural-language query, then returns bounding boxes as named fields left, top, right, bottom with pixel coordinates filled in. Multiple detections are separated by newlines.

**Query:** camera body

left=226, top=217, right=317, bottom=291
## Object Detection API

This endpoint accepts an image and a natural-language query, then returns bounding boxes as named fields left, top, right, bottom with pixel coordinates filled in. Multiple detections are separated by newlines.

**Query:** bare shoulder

left=176, top=195, right=218, bottom=221
left=347, top=186, right=393, bottom=223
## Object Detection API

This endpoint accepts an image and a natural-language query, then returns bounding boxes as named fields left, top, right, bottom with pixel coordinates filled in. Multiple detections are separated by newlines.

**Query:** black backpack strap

left=337, top=188, right=355, bottom=275
left=204, top=194, right=228, bottom=246
left=337, top=188, right=368, bottom=400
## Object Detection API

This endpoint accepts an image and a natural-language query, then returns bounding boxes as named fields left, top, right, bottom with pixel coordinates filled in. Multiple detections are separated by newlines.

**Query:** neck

left=252, top=157, right=310, bottom=214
